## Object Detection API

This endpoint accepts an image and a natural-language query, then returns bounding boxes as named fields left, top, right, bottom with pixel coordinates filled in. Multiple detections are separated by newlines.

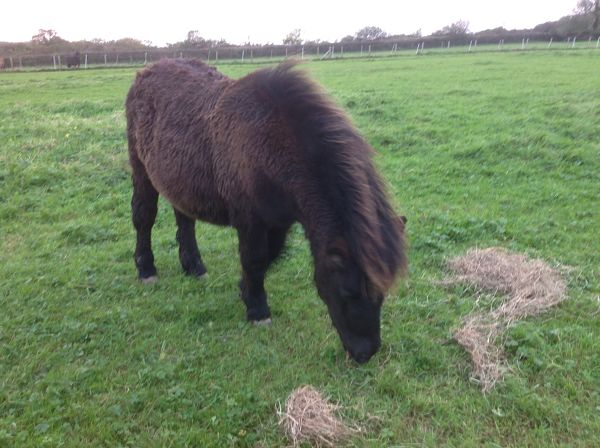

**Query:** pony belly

left=166, top=193, right=230, bottom=226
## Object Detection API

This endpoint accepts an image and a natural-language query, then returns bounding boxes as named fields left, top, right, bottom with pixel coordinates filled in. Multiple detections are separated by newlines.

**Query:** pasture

left=1, top=51, right=599, bottom=446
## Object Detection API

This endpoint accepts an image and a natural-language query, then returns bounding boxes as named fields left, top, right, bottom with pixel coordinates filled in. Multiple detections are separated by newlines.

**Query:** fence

left=2, top=35, right=600, bottom=71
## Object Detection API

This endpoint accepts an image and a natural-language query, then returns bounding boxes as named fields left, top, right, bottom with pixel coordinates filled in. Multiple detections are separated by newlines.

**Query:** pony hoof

left=252, top=318, right=272, bottom=326
left=140, top=275, right=158, bottom=285
left=185, top=265, right=207, bottom=278
left=195, top=271, right=208, bottom=281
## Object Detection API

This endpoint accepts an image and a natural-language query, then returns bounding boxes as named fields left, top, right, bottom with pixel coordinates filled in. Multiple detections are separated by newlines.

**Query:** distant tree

left=31, top=29, right=59, bottom=44
left=355, top=26, right=388, bottom=41
left=184, top=30, right=206, bottom=47
left=574, top=0, right=594, bottom=14
left=111, top=38, right=148, bottom=50
left=573, top=0, right=600, bottom=31
left=432, top=20, right=470, bottom=36
left=283, top=29, right=302, bottom=45
left=212, top=38, right=230, bottom=47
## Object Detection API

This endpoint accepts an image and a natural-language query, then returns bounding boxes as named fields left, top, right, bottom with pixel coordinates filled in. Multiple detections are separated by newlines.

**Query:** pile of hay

left=278, top=385, right=360, bottom=447
left=446, top=247, right=567, bottom=391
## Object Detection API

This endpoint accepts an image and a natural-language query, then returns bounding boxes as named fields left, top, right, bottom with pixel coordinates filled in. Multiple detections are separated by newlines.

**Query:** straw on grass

left=446, top=247, right=567, bottom=391
left=278, top=385, right=360, bottom=447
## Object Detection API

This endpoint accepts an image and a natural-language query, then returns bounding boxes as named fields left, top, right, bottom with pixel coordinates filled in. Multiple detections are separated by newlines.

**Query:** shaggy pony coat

left=126, top=59, right=406, bottom=362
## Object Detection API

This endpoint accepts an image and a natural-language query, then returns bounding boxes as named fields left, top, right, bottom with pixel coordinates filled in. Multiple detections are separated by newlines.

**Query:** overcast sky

left=2, top=1, right=577, bottom=46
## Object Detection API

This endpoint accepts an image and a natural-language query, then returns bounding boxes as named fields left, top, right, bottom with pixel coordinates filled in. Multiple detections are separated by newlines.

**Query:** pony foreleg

left=237, top=224, right=271, bottom=323
left=174, top=209, right=207, bottom=278
left=266, top=225, right=291, bottom=266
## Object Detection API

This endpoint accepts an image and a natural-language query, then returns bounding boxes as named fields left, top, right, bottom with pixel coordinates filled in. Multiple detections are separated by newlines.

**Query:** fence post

left=597, top=36, right=600, bottom=48
left=448, top=40, right=451, bottom=48
left=548, top=37, right=553, bottom=48
left=104, top=54, right=107, bottom=65
left=53, top=55, right=56, bottom=69
left=241, top=49, right=245, bottom=62
left=572, top=36, right=577, bottom=48
left=57, top=55, right=61, bottom=67
left=521, top=38, right=525, bottom=50
left=468, top=40, right=473, bottom=52
left=85, top=53, right=88, bottom=69
left=144, top=52, right=147, bottom=65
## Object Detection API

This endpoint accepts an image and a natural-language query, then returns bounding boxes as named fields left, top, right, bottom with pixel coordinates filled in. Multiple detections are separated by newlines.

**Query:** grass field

left=1, top=51, right=599, bottom=446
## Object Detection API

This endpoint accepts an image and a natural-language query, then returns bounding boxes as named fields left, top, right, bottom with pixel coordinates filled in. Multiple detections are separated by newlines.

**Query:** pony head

left=314, top=216, right=406, bottom=363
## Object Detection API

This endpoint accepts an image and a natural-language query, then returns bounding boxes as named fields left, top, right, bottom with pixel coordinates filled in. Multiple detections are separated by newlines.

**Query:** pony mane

left=249, top=62, right=407, bottom=293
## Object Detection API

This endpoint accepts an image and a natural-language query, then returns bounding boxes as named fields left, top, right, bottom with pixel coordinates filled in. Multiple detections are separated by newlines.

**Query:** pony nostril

left=354, top=352, right=370, bottom=364
left=349, top=344, right=378, bottom=364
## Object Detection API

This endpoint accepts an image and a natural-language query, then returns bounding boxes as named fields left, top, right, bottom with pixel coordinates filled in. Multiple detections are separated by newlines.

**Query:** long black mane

left=250, top=62, right=406, bottom=292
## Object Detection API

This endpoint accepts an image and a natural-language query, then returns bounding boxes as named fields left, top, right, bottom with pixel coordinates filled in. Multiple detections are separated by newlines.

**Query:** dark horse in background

left=66, top=51, right=80, bottom=68
left=126, top=59, right=407, bottom=363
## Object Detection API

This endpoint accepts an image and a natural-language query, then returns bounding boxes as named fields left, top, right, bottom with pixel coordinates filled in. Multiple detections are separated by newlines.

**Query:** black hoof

left=252, top=318, right=272, bottom=326
left=183, top=262, right=207, bottom=278
left=137, top=266, right=157, bottom=282
left=246, top=305, right=271, bottom=322
left=140, top=275, right=158, bottom=285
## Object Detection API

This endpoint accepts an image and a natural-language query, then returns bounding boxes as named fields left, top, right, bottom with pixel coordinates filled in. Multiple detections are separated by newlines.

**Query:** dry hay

left=446, top=247, right=567, bottom=391
left=278, top=385, right=360, bottom=447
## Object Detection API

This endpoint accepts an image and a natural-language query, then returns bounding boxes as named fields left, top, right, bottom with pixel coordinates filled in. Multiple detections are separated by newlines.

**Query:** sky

left=2, top=1, right=577, bottom=46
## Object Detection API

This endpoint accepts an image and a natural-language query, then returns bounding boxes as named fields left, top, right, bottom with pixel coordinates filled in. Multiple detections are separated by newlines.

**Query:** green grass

left=1, top=50, right=599, bottom=446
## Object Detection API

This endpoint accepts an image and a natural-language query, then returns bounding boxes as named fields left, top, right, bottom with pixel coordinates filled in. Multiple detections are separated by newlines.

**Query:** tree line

left=2, top=1, right=599, bottom=58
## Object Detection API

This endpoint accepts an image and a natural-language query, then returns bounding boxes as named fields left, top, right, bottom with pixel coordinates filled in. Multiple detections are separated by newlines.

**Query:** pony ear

left=397, top=215, right=407, bottom=233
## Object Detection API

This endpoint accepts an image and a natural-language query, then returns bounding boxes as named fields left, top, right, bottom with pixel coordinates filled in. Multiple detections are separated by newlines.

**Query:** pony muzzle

left=344, top=336, right=381, bottom=364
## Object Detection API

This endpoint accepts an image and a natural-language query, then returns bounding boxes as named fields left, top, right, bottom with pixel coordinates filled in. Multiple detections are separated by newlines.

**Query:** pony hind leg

left=130, top=155, right=159, bottom=283
left=174, top=209, right=207, bottom=278
left=237, top=221, right=272, bottom=324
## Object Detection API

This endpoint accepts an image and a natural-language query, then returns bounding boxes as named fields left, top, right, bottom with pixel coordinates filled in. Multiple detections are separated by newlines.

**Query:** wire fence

left=2, top=35, right=600, bottom=71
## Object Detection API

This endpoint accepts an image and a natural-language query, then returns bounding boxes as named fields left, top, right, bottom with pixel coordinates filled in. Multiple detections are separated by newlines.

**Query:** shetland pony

left=126, top=59, right=406, bottom=363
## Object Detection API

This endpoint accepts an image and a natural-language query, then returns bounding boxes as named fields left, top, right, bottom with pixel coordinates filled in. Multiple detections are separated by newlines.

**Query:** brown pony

left=126, top=59, right=406, bottom=363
